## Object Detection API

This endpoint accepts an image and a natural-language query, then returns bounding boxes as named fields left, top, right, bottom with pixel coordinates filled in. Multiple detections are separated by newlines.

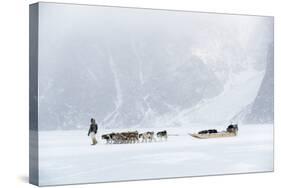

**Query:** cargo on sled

left=189, top=124, right=238, bottom=139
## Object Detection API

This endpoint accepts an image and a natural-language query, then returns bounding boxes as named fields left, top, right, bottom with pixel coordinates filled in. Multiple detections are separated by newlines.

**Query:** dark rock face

left=38, top=39, right=223, bottom=129
left=243, top=44, right=274, bottom=124
left=101, top=53, right=223, bottom=128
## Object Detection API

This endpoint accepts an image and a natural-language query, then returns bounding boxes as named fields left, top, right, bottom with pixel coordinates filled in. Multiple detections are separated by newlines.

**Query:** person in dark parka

left=88, top=118, right=98, bottom=145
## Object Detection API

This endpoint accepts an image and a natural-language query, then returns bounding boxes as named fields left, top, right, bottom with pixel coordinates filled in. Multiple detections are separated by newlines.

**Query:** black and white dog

left=157, top=130, right=168, bottom=141
left=139, top=131, right=155, bottom=142
left=101, top=134, right=111, bottom=144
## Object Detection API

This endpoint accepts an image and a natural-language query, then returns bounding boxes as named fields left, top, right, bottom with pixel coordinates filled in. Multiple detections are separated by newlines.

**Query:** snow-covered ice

left=38, top=124, right=273, bottom=186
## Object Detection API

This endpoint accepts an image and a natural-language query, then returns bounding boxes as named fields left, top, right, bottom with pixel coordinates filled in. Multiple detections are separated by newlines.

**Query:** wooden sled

left=189, top=131, right=237, bottom=139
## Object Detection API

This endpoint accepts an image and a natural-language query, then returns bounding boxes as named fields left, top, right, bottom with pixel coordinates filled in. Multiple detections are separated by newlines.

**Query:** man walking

left=88, top=118, right=98, bottom=145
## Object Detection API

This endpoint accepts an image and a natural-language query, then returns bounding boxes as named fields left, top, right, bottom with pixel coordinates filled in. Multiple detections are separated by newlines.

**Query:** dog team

left=88, top=118, right=168, bottom=145
left=101, top=130, right=168, bottom=144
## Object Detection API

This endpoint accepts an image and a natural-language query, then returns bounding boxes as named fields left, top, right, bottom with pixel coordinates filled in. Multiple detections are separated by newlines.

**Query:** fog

left=37, top=3, right=273, bottom=130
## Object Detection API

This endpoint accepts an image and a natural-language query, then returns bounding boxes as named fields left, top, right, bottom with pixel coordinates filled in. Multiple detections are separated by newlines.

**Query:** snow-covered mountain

left=244, top=45, right=274, bottom=124
left=37, top=4, right=273, bottom=130
left=232, top=44, right=274, bottom=124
